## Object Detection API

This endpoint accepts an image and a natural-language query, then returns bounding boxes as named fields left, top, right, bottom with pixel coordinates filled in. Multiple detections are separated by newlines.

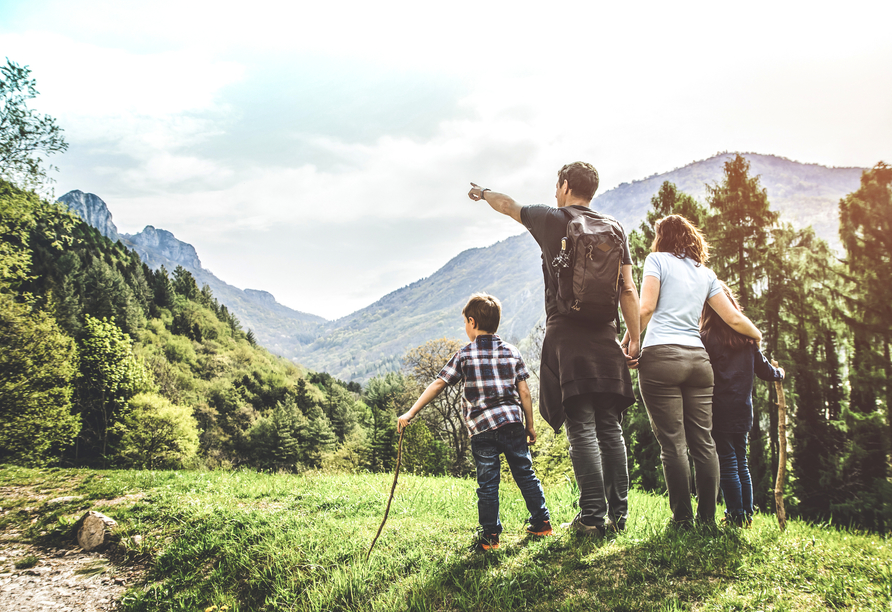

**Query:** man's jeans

left=563, top=393, right=629, bottom=528
left=713, top=430, right=753, bottom=520
left=471, top=422, right=550, bottom=535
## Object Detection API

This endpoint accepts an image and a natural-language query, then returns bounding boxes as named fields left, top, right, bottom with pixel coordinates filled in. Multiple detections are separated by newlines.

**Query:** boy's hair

left=700, top=280, right=753, bottom=350
left=557, top=161, right=599, bottom=201
left=652, top=214, right=710, bottom=265
left=462, top=292, right=501, bottom=333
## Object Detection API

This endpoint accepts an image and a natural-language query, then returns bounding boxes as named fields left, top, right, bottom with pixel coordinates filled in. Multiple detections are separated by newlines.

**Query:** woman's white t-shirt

left=642, top=252, right=723, bottom=349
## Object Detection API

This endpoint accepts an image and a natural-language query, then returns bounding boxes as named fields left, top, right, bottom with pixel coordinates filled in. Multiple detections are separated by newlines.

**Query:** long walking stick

left=772, top=359, right=787, bottom=532
left=366, top=428, right=405, bottom=561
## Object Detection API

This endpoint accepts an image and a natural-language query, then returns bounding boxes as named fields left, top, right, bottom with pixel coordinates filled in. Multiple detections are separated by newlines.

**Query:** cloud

left=4, top=0, right=891, bottom=318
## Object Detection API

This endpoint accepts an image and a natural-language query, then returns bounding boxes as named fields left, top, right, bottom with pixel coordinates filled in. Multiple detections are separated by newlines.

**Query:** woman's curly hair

left=651, top=214, right=709, bottom=265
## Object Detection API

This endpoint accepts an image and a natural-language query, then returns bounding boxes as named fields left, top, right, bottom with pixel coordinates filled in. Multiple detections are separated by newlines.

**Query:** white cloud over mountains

left=1, top=0, right=890, bottom=317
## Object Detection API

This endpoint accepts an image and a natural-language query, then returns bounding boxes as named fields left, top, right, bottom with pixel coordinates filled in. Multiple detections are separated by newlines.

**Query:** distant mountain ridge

left=57, top=191, right=327, bottom=354
left=60, top=152, right=867, bottom=382
left=592, top=152, right=863, bottom=246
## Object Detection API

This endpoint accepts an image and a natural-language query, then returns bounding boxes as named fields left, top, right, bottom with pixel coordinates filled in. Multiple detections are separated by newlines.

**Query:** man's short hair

left=462, top=292, right=501, bottom=333
left=557, top=161, right=600, bottom=201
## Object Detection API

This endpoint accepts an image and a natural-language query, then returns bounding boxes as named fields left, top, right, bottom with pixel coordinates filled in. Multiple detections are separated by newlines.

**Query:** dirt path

left=0, top=542, right=138, bottom=612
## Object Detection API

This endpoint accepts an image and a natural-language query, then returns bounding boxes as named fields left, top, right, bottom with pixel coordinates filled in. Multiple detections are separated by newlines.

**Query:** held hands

left=621, top=336, right=641, bottom=370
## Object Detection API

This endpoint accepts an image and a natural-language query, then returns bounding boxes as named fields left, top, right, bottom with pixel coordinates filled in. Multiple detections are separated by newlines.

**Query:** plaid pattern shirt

left=438, top=334, right=530, bottom=436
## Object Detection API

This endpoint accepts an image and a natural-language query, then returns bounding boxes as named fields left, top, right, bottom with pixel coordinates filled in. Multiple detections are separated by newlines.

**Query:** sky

left=2, top=0, right=891, bottom=319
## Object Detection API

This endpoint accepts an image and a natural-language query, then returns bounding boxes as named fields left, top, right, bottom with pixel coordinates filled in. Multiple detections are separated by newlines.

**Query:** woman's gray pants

left=638, top=344, right=719, bottom=525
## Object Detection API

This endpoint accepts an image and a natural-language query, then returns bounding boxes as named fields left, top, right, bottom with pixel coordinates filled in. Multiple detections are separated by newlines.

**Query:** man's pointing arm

left=468, top=182, right=524, bottom=223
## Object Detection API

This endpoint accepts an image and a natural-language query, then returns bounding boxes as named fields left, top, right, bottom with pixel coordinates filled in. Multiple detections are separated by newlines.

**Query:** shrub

left=110, top=392, right=199, bottom=469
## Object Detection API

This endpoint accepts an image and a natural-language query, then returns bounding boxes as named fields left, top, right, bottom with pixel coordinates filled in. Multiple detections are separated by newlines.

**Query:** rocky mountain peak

left=244, top=289, right=278, bottom=306
left=57, top=190, right=120, bottom=242
left=124, top=225, right=202, bottom=270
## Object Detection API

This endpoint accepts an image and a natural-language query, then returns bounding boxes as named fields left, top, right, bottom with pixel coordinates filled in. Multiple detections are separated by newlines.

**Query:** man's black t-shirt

left=521, top=204, right=633, bottom=321
left=520, top=203, right=635, bottom=429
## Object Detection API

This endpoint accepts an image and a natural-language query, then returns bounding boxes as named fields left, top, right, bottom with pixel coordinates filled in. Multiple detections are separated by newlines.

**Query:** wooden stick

left=366, top=428, right=405, bottom=561
left=772, top=359, right=787, bottom=532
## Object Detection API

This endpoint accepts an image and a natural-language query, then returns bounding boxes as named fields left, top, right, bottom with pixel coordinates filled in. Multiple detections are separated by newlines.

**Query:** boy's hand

left=468, top=182, right=487, bottom=201
left=778, top=367, right=785, bottom=380
left=526, top=425, right=537, bottom=445
left=397, top=411, right=414, bottom=433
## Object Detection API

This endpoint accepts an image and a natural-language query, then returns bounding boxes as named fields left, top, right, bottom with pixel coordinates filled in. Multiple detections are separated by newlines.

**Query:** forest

left=622, top=155, right=892, bottom=532
left=1, top=57, right=890, bottom=532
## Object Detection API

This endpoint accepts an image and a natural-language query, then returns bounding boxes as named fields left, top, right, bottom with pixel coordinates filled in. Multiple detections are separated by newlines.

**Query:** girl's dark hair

left=700, top=280, right=754, bottom=351
left=652, top=214, right=709, bottom=265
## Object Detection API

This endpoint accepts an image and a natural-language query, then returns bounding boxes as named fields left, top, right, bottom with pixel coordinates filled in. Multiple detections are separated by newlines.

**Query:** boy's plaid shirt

left=437, top=334, right=530, bottom=436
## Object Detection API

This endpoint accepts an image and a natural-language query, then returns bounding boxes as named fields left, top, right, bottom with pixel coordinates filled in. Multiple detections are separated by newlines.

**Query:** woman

left=623, top=215, right=762, bottom=528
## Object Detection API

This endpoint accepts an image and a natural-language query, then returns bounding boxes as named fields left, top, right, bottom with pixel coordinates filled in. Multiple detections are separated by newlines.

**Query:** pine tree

left=705, top=154, right=778, bottom=311
left=838, top=162, right=892, bottom=451
left=364, top=372, right=410, bottom=471
left=628, top=181, right=709, bottom=286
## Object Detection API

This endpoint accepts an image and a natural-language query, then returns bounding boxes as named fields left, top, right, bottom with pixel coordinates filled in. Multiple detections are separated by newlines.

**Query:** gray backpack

left=551, top=207, right=625, bottom=323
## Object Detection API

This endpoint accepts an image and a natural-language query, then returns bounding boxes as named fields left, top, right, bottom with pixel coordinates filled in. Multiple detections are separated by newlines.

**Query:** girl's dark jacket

left=701, top=333, right=784, bottom=434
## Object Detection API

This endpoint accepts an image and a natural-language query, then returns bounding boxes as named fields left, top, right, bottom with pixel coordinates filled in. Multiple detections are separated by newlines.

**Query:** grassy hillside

left=2, top=466, right=889, bottom=611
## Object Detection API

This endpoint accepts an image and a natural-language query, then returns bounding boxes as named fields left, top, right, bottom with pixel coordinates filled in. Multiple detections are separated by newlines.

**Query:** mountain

left=591, top=152, right=864, bottom=246
left=288, top=153, right=866, bottom=380
left=56, top=191, right=327, bottom=354
left=57, top=190, right=120, bottom=241
left=293, top=233, right=545, bottom=381
left=60, top=152, right=868, bottom=382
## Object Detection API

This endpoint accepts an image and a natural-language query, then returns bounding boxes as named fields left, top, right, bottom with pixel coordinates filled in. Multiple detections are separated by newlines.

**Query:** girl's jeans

left=712, top=430, right=753, bottom=520
left=471, top=422, right=550, bottom=535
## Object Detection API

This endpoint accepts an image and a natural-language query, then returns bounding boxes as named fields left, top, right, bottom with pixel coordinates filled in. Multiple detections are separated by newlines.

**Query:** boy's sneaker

left=525, top=519, right=553, bottom=536
left=561, top=512, right=608, bottom=537
left=469, top=531, right=500, bottom=553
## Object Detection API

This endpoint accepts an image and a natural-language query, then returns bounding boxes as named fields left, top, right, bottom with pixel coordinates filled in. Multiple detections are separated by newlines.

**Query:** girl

left=701, top=281, right=784, bottom=527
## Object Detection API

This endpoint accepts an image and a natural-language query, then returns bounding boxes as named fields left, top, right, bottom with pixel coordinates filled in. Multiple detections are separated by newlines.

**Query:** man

left=468, top=161, right=640, bottom=534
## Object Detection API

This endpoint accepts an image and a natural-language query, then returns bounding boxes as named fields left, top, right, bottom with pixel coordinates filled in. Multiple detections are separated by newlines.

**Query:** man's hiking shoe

left=561, top=512, right=609, bottom=537
left=666, top=518, right=694, bottom=533
left=470, top=531, right=499, bottom=553
left=525, top=519, right=553, bottom=536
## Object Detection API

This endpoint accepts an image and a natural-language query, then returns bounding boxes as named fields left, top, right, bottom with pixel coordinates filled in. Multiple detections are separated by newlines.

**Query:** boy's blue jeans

left=471, top=422, right=550, bottom=535
left=713, top=430, right=753, bottom=520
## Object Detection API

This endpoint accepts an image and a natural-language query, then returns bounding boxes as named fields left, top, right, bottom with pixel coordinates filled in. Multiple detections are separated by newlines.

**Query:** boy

left=397, top=292, right=551, bottom=552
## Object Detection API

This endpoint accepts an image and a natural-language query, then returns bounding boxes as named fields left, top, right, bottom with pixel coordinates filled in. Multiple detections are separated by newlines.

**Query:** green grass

left=1, top=465, right=889, bottom=611
left=14, top=554, right=39, bottom=569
